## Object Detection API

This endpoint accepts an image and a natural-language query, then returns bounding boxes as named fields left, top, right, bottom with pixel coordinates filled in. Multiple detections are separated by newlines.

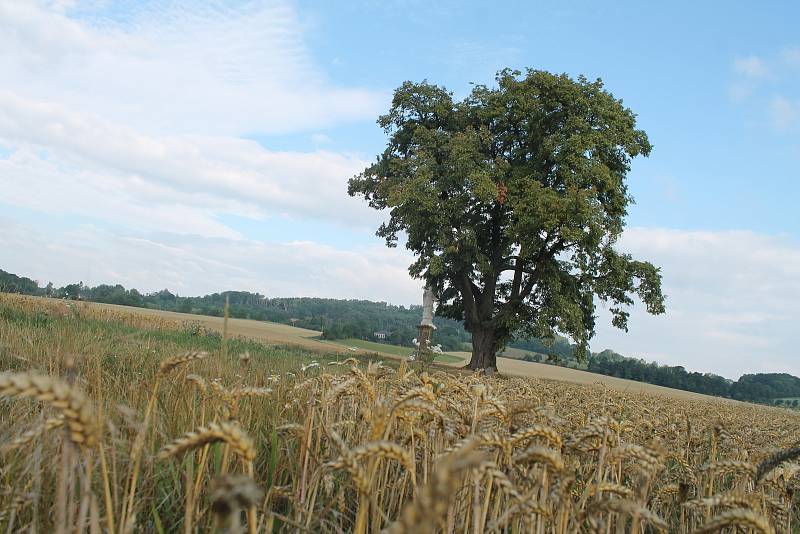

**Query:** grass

left=500, top=347, right=538, bottom=359
left=0, top=298, right=330, bottom=377
left=499, top=348, right=590, bottom=370
left=2, top=292, right=800, bottom=533
left=323, top=338, right=465, bottom=363
left=323, top=338, right=415, bottom=356
left=67, top=300, right=465, bottom=364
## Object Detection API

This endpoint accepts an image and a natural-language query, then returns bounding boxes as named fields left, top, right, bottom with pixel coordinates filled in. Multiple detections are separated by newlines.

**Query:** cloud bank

left=0, top=0, right=386, bottom=238
left=593, top=228, right=800, bottom=378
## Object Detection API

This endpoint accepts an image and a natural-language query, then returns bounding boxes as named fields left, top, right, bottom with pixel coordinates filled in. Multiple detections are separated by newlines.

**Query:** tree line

left=0, top=269, right=472, bottom=350
left=588, top=350, right=800, bottom=404
left=0, top=269, right=574, bottom=353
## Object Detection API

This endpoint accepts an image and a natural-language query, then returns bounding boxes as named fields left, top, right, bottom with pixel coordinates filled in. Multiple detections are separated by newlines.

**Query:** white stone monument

left=414, top=286, right=436, bottom=362
left=421, top=286, right=437, bottom=328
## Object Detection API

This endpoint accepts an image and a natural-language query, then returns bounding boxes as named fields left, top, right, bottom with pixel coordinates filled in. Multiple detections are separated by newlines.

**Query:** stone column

left=414, top=286, right=437, bottom=362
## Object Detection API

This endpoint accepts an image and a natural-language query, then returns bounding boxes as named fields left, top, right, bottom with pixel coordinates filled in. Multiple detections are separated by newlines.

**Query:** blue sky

left=1, top=0, right=798, bottom=378
left=300, top=1, right=800, bottom=237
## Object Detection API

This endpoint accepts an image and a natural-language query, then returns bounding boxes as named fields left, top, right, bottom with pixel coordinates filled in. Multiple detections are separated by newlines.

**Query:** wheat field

left=49, top=298, right=730, bottom=402
left=1, top=293, right=799, bottom=533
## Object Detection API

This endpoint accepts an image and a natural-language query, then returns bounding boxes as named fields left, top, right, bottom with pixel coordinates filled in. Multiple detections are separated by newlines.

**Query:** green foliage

left=732, top=374, right=800, bottom=403
left=588, top=351, right=800, bottom=404
left=85, top=284, right=144, bottom=306
left=509, top=335, right=585, bottom=361
left=0, top=269, right=42, bottom=295
left=349, top=69, right=665, bottom=368
left=0, top=268, right=475, bottom=350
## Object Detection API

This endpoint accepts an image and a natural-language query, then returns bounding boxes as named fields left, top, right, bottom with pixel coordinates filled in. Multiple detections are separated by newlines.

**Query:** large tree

left=349, top=69, right=665, bottom=371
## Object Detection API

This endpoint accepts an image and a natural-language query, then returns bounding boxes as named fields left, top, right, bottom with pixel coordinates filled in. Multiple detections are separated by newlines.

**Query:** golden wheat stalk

left=2, top=415, right=65, bottom=453
left=513, top=445, right=565, bottom=471
left=755, top=444, right=800, bottom=483
left=158, top=351, right=208, bottom=374
left=509, top=424, right=562, bottom=449
left=231, top=387, right=273, bottom=398
left=394, top=399, right=449, bottom=424
left=185, top=374, right=208, bottom=396
left=0, top=371, right=101, bottom=447
left=443, top=432, right=510, bottom=457
left=382, top=444, right=485, bottom=534
left=589, top=498, right=668, bottom=532
left=209, top=474, right=262, bottom=534
left=349, top=366, right=376, bottom=401
left=393, top=386, right=436, bottom=408
left=349, top=441, right=414, bottom=471
left=609, top=443, right=663, bottom=474
left=699, top=459, right=756, bottom=478
left=482, top=467, right=524, bottom=501
left=323, top=454, right=370, bottom=494
left=590, top=482, right=635, bottom=499
left=683, top=492, right=758, bottom=511
left=325, top=377, right=357, bottom=402
left=158, top=421, right=256, bottom=461
left=690, top=508, right=775, bottom=534
left=121, top=350, right=208, bottom=529
left=481, top=397, right=509, bottom=423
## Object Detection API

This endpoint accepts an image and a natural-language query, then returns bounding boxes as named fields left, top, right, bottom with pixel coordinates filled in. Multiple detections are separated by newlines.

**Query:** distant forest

left=3, top=268, right=799, bottom=406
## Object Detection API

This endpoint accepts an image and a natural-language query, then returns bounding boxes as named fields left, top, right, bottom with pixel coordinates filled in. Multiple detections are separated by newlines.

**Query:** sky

left=1, top=0, right=798, bottom=378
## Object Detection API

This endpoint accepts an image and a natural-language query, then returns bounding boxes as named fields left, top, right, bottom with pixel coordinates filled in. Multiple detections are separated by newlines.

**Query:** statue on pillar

left=421, top=286, right=436, bottom=328
left=412, top=286, right=436, bottom=363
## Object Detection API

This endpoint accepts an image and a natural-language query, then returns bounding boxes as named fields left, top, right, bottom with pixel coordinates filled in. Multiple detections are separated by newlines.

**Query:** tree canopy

left=349, top=68, right=666, bottom=370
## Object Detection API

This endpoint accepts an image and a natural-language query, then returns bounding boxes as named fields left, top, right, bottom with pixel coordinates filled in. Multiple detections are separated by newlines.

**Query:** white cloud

left=729, top=55, right=771, bottom=101
left=770, top=95, right=800, bottom=130
left=0, top=218, right=423, bottom=304
left=0, top=92, right=379, bottom=232
left=593, top=228, right=800, bottom=378
left=0, top=1, right=388, bottom=235
left=734, top=55, right=770, bottom=78
left=782, top=46, right=800, bottom=67
left=730, top=49, right=800, bottom=133
left=0, top=0, right=386, bottom=136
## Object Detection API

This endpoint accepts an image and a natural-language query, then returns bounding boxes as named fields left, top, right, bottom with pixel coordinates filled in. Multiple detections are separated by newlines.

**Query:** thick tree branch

left=459, top=271, right=481, bottom=327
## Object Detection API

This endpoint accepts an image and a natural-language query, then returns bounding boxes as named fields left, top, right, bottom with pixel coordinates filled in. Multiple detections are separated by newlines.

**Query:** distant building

left=373, top=330, right=392, bottom=340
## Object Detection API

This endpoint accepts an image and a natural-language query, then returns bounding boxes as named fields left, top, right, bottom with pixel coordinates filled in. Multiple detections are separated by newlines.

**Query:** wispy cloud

left=729, top=55, right=771, bottom=101
left=0, top=0, right=388, bottom=238
left=0, top=0, right=386, bottom=136
left=729, top=47, right=800, bottom=133
left=734, top=55, right=770, bottom=78
left=0, top=91, right=379, bottom=232
left=782, top=46, right=800, bottom=67
left=770, top=95, right=800, bottom=130
left=0, top=217, right=422, bottom=304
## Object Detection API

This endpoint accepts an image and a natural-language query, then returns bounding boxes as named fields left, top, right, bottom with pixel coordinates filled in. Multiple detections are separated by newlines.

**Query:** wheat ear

left=755, top=444, right=800, bottom=483
left=2, top=416, right=65, bottom=452
left=159, top=351, right=208, bottom=374
left=0, top=372, right=101, bottom=448
left=382, top=443, right=485, bottom=534
left=691, top=508, right=775, bottom=534
left=158, top=421, right=256, bottom=462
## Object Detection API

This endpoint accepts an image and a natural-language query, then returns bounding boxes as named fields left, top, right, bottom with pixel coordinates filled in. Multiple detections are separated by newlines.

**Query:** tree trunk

left=468, top=327, right=499, bottom=372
